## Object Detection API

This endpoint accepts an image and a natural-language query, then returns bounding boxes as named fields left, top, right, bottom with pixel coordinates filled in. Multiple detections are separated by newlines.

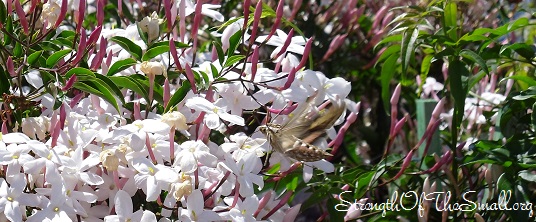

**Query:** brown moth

left=259, top=99, right=345, bottom=162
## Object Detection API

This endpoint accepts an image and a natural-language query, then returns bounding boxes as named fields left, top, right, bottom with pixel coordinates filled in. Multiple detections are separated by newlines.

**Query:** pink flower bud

left=254, top=191, right=271, bottom=217
left=280, top=67, right=297, bottom=90
left=178, top=0, right=186, bottom=42
left=90, top=37, right=107, bottom=70
left=289, top=0, right=302, bottom=22
left=87, top=26, right=102, bottom=47
left=164, top=78, right=170, bottom=108
left=274, top=29, right=294, bottom=59
left=266, top=0, right=284, bottom=40
left=322, top=34, right=347, bottom=62
left=390, top=83, right=402, bottom=105
left=54, top=0, right=68, bottom=28
left=250, top=46, right=259, bottom=80
left=169, top=38, right=183, bottom=71
left=6, top=56, right=15, bottom=77
left=191, top=0, right=203, bottom=52
left=393, top=149, right=415, bottom=180
left=133, top=102, right=141, bottom=120
left=297, top=38, right=313, bottom=70
left=96, top=0, right=104, bottom=26
left=184, top=64, right=198, bottom=94
left=76, top=0, right=86, bottom=34
left=61, top=74, right=77, bottom=91
left=242, top=0, right=251, bottom=31
left=72, top=29, right=87, bottom=65
left=164, top=0, right=172, bottom=31
left=249, top=0, right=263, bottom=45
left=15, top=0, right=28, bottom=35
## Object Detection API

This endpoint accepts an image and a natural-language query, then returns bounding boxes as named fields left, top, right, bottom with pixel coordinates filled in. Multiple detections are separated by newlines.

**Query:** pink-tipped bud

left=133, top=102, right=142, bottom=120
left=254, top=191, right=272, bottom=217
left=191, top=0, right=203, bottom=52
left=184, top=64, right=198, bottom=94
left=289, top=0, right=302, bottom=22
left=274, top=29, right=294, bottom=59
left=6, top=56, right=15, bottom=77
left=169, top=38, right=183, bottom=71
left=164, top=0, right=173, bottom=31
left=1, top=121, right=7, bottom=134
left=263, top=191, right=294, bottom=220
left=51, top=121, right=61, bottom=147
left=371, top=6, right=388, bottom=32
left=59, top=103, right=66, bottom=129
left=96, top=0, right=104, bottom=26
left=15, top=0, right=28, bottom=35
left=280, top=68, right=297, bottom=90
left=70, top=92, right=85, bottom=108
left=267, top=103, right=298, bottom=115
left=90, top=37, right=107, bottom=70
left=6, top=0, right=11, bottom=15
left=62, top=75, right=77, bottom=91
left=87, top=26, right=102, bottom=47
left=322, top=34, right=347, bottom=62
left=390, top=114, right=408, bottom=137
left=249, top=0, right=263, bottom=45
left=72, top=28, right=87, bottom=65
left=54, top=0, right=68, bottom=28
left=164, top=78, right=170, bottom=108
left=178, top=0, right=186, bottom=42
left=266, top=0, right=284, bottom=40
left=297, top=38, right=313, bottom=70
left=390, top=83, right=402, bottom=105
left=76, top=0, right=86, bottom=34
left=250, top=46, right=259, bottom=80
left=242, top=0, right=251, bottom=31
left=393, top=149, right=415, bottom=180
left=431, top=98, right=445, bottom=120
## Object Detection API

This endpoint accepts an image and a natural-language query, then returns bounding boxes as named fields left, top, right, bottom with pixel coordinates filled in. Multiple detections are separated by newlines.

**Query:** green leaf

left=420, top=54, right=433, bottom=77
left=13, top=41, right=22, bottom=57
left=213, top=41, right=225, bottom=65
left=381, top=54, right=398, bottom=114
left=448, top=60, right=469, bottom=128
left=3, top=16, right=12, bottom=45
left=107, top=58, right=137, bottom=76
left=109, top=76, right=148, bottom=100
left=223, top=55, right=245, bottom=68
left=400, top=27, right=418, bottom=76
left=136, top=22, right=149, bottom=46
left=227, top=30, right=242, bottom=56
left=443, top=2, right=458, bottom=40
left=28, top=50, right=43, bottom=66
left=376, top=44, right=401, bottom=64
left=502, top=75, right=536, bottom=88
left=65, top=67, right=96, bottom=79
left=46, top=49, right=72, bottom=68
left=0, top=0, right=7, bottom=25
left=500, top=43, right=535, bottom=60
left=74, top=81, right=120, bottom=113
left=142, top=45, right=170, bottom=61
left=460, top=49, right=489, bottom=74
left=0, top=65, right=10, bottom=94
left=94, top=74, right=126, bottom=104
left=165, top=81, right=191, bottom=112
left=110, top=36, right=142, bottom=60
left=151, top=40, right=190, bottom=48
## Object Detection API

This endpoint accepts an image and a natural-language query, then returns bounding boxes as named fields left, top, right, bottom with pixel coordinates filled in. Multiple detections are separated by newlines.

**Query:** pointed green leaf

left=110, top=36, right=142, bottom=60
left=142, top=45, right=170, bottom=61
left=107, top=58, right=137, bottom=76
left=74, top=81, right=120, bottom=113
left=460, top=49, right=489, bottom=74
left=109, top=76, right=148, bottom=100
left=46, top=49, right=72, bottom=68
left=400, top=27, right=418, bottom=77
left=94, top=74, right=126, bottom=104
left=28, top=50, right=43, bottom=66
left=227, top=30, right=242, bottom=56
left=165, top=81, right=191, bottom=112
left=65, top=67, right=95, bottom=79
left=224, top=55, right=245, bottom=68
